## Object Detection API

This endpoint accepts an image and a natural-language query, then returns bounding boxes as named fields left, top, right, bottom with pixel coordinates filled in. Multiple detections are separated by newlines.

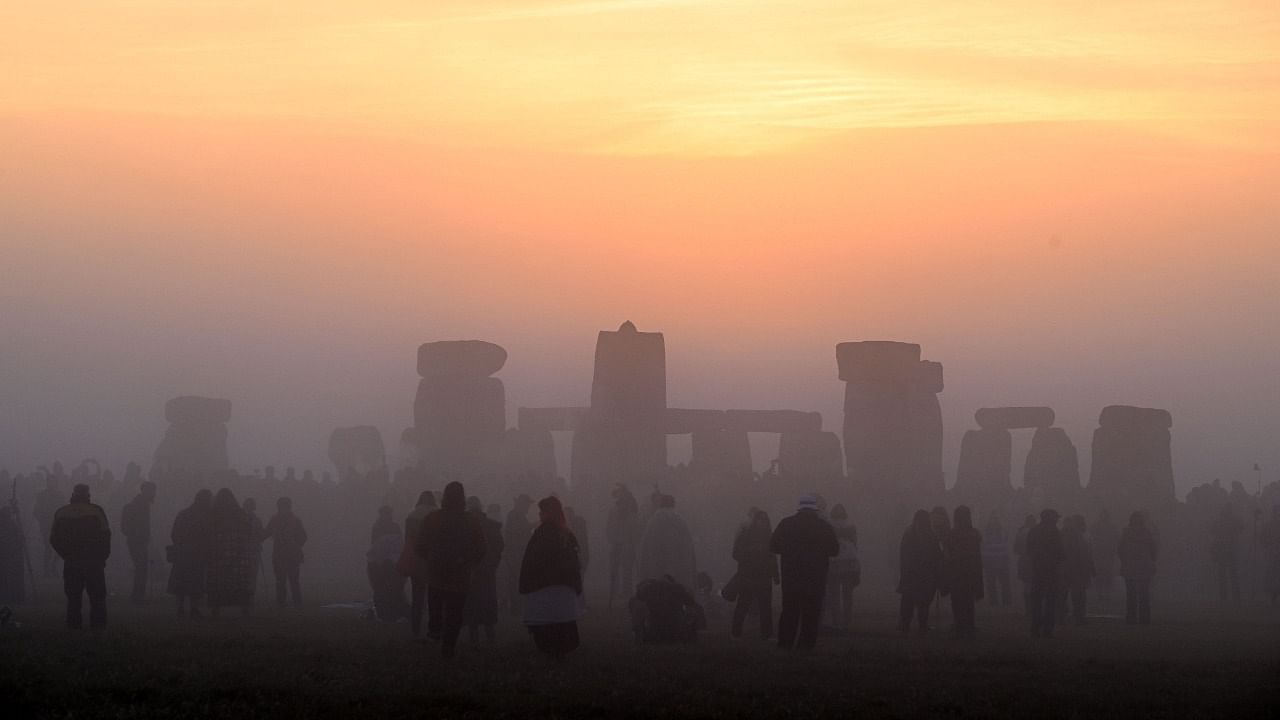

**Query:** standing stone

left=954, top=428, right=1013, bottom=501
left=1089, top=406, right=1174, bottom=509
left=690, top=429, right=753, bottom=482
left=1024, top=427, right=1080, bottom=498
left=153, top=396, right=231, bottom=476
left=327, top=426, right=387, bottom=476
left=408, top=340, right=509, bottom=479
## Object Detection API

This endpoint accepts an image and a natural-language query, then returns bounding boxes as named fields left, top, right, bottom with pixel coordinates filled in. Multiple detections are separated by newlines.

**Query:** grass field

left=2, top=584, right=1277, bottom=719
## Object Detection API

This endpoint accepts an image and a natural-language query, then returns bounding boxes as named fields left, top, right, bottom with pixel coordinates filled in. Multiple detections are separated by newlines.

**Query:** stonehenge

left=778, top=431, right=844, bottom=484
left=327, top=426, right=386, bottom=477
left=1024, top=427, right=1080, bottom=501
left=975, top=406, right=1055, bottom=430
left=955, top=407, right=1080, bottom=505
left=690, top=429, right=753, bottom=481
left=153, top=396, right=231, bottom=476
left=837, top=341, right=943, bottom=502
left=1090, top=405, right=1175, bottom=508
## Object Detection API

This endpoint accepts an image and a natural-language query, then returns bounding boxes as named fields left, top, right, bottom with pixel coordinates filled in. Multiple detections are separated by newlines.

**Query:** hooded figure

left=638, top=495, right=697, bottom=591
left=50, top=483, right=111, bottom=629
left=898, top=509, right=942, bottom=634
left=206, top=488, right=255, bottom=615
left=464, top=496, right=505, bottom=643
left=519, top=495, right=583, bottom=659
left=770, top=496, right=838, bottom=650
left=1117, top=512, right=1158, bottom=624
left=944, top=506, right=984, bottom=638
left=169, top=489, right=213, bottom=618
left=1026, top=508, right=1064, bottom=638
left=416, top=481, right=486, bottom=659
left=402, top=490, right=437, bottom=638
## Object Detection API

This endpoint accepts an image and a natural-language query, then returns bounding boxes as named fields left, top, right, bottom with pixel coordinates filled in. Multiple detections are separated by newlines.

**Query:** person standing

left=944, top=506, right=983, bottom=638
left=206, top=489, right=255, bottom=617
left=402, top=490, right=436, bottom=638
left=1060, top=515, right=1096, bottom=625
left=519, top=495, right=584, bottom=660
left=264, top=497, right=307, bottom=609
left=770, top=496, right=838, bottom=650
left=168, top=489, right=212, bottom=618
left=50, top=483, right=111, bottom=630
left=898, top=510, right=942, bottom=634
left=606, top=484, right=641, bottom=608
left=416, top=481, right=486, bottom=659
left=120, top=481, right=156, bottom=604
left=1026, top=509, right=1065, bottom=638
left=638, top=494, right=697, bottom=591
left=1210, top=504, right=1243, bottom=604
left=730, top=509, right=777, bottom=640
left=465, top=496, right=505, bottom=644
left=981, top=513, right=1012, bottom=607
left=826, top=504, right=859, bottom=630
left=1118, top=511, right=1158, bottom=624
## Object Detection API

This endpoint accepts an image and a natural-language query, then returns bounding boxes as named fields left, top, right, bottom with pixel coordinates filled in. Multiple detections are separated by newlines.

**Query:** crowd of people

left=3, top=458, right=1280, bottom=661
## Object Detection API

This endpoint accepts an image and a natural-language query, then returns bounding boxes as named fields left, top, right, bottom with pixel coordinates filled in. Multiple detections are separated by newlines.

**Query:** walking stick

left=10, top=480, right=38, bottom=601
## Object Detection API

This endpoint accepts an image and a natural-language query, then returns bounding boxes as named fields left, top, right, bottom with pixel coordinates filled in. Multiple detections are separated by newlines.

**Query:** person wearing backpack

left=416, top=481, right=486, bottom=659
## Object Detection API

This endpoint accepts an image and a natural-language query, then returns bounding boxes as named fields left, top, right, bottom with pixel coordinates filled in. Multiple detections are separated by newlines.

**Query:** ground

left=2, top=584, right=1277, bottom=719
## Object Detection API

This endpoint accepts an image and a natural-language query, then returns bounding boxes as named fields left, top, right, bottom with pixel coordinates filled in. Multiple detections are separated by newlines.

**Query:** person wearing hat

left=769, top=495, right=839, bottom=650
left=1025, top=508, right=1065, bottom=638
left=50, top=483, right=112, bottom=630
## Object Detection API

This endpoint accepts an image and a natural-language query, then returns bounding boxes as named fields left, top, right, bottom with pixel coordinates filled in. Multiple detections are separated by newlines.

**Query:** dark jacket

left=265, top=512, right=307, bottom=564
left=519, top=523, right=582, bottom=595
left=945, top=526, right=984, bottom=597
left=1026, top=522, right=1064, bottom=582
left=1118, top=526, right=1158, bottom=580
left=733, top=525, right=778, bottom=587
left=121, top=495, right=151, bottom=545
left=769, top=511, right=838, bottom=593
left=898, top=524, right=942, bottom=598
left=416, top=508, right=486, bottom=592
left=50, top=501, right=111, bottom=567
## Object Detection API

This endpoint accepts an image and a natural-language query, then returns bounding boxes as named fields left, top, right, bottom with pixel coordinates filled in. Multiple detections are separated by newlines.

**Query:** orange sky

left=2, top=2, right=1278, bottom=492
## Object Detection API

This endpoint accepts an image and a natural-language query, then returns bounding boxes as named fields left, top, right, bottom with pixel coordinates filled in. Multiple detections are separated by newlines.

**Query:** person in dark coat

left=1026, top=509, right=1065, bottom=637
left=50, top=483, right=112, bottom=630
left=465, top=496, right=505, bottom=643
left=1059, top=515, right=1095, bottom=625
left=169, top=489, right=212, bottom=618
left=416, top=481, right=486, bottom=659
left=770, top=496, right=838, bottom=650
left=944, top=506, right=983, bottom=638
left=898, top=509, right=942, bottom=634
left=520, top=495, right=583, bottom=658
left=731, top=509, right=778, bottom=639
left=264, top=496, right=307, bottom=608
left=402, top=490, right=436, bottom=638
left=120, top=481, right=155, bottom=604
left=206, top=488, right=255, bottom=616
left=1118, top=511, right=1158, bottom=624
left=367, top=517, right=407, bottom=622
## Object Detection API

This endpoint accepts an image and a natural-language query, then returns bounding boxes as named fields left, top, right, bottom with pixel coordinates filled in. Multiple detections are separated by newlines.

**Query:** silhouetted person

left=416, top=481, right=485, bottom=659
left=1027, top=509, right=1064, bottom=638
left=0, top=506, right=24, bottom=604
left=207, top=488, right=255, bottom=616
left=1260, top=506, right=1280, bottom=605
left=371, top=505, right=398, bottom=545
left=367, top=514, right=406, bottom=622
left=639, top=494, right=697, bottom=591
left=981, top=513, right=1012, bottom=607
left=50, top=483, right=111, bottom=630
left=1060, top=515, right=1095, bottom=625
left=898, top=510, right=942, bottom=634
left=1118, top=511, right=1158, bottom=624
left=504, top=494, right=535, bottom=616
left=606, top=484, right=641, bottom=608
left=730, top=509, right=777, bottom=639
left=1210, top=504, right=1243, bottom=604
left=1091, top=510, right=1119, bottom=601
left=265, top=497, right=307, bottom=608
left=169, top=489, right=212, bottom=618
left=120, top=480, right=156, bottom=604
left=770, top=496, right=838, bottom=650
left=465, top=496, right=504, bottom=644
left=1013, top=514, right=1036, bottom=615
left=34, top=474, right=62, bottom=577
left=520, top=496, right=583, bottom=659
left=826, top=504, right=859, bottom=629
left=403, top=490, right=436, bottom=638
left=944, top=506, right=983, bottom=638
